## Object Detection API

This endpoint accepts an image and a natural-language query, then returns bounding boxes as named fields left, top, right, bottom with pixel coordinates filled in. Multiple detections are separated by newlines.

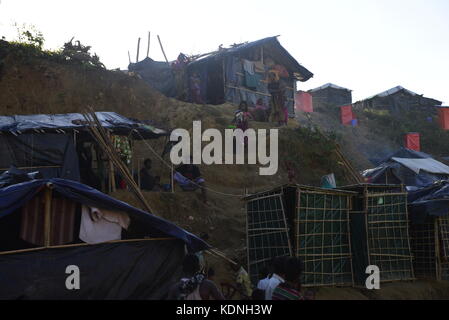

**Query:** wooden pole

left=136, top=37, right=141, bottom=63
left=43, top=185, right=53, bottom=247
left=171, top=164, right=174, bottom=193
left=138, top=158, right=141, bottom=190
left=128, top=50, right=131, bottom=64
left=83, top=109, right=154, bottom=214
left=157, top=35, right=169, bottom=65
left=146, top=31, right=151, bottom=58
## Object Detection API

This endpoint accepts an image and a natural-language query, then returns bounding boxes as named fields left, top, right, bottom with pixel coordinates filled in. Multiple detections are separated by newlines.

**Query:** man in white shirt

left=256, top=265, right=271, bottom=291
left=264, top=257, right=287, bottom=300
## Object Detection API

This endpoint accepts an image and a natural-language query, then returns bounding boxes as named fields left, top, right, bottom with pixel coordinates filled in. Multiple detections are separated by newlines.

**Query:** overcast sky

left=1, top=0, right=448, bottom=104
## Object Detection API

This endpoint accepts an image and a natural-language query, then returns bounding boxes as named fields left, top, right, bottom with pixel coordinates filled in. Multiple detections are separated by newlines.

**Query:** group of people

left=138, top=157, right=208, bottom=203
left=233, top=94, right=288, bottom=135
left=167, top=254, right=312, bottom=300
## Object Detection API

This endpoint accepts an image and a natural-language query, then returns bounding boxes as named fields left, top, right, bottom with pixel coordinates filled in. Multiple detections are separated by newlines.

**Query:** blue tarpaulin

left=408, top=181, right=449, bottom=224
left=0, top=112, right=167, bottom=139
left=363, top=148, right=449, bottom=188
left=0, top=178, right=209, bottom=252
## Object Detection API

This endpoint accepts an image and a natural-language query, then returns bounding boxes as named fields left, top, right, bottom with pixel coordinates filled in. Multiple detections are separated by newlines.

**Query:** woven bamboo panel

left=246, top=194, right=291, bottom=284
left=295, top=190, right=353, bottom=287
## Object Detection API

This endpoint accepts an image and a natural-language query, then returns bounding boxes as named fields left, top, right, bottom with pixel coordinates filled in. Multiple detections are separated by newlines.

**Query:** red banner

left=438, top=108, right=449, bottom=130
left=295, top=91, right=313, bottom=113
left=405, top=133, right=420, bottom=151
left=340, top=105, right=354, bottom=125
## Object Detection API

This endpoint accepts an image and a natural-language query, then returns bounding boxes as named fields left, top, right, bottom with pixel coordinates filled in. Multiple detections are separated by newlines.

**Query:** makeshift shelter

left=0, top=178, right=209, bottom=299
left=363, top=148, right=449, bottom=188
left=128, top=57, right=176, bottom=98
left=185, top=36, right=313, bottom=116
left=341, top=184, right=414, bottom=285
left=0, top=112, right=167, bottom=192
left=244, top=184, right=355, bottom=287
left=308, top=83, right=352, bottom=109
left=353, top=86, right=442, bottom=113
left=404, top=133, right=420, bottom=151
left=295, top=91, right=313, bottom=113
left=438, top=107, right=449, bottom=130
left=408, top=181, right=449, bottom=280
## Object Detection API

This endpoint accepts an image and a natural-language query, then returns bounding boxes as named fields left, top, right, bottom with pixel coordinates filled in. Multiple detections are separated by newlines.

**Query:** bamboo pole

left=435, top=218, right=441, bottom=280
left=157, top=35, right=169, bottom=65
left=171, top=164, right=174, bottom=193
left=146, top=31, right=151, bottom=58
left=83, top=109, right=154, bottom=214
left=206, top=248, right=238, bottom=266
left=136, top=37, right=141, bottom=63
left=43, top=185, right=53, bottom=247
left=0, top=238, right=176, bottom=256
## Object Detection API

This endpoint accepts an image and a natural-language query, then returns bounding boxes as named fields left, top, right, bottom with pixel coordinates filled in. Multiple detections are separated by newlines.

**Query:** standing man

left=140, top=158, right=156, bottom=191
left=265, top=256, right=286, bottom=300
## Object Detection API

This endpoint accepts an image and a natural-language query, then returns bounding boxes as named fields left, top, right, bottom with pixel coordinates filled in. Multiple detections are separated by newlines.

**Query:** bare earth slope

left=2, top=41, right=449, bottom=299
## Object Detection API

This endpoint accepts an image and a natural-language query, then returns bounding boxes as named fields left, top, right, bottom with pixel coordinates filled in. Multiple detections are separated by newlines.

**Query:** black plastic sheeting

left=363, top=148, right=448, bottom=188
left=0, top=167, right=42, bottom=188
left=408, top=181, right=449, bottom=224
left=0, top=239, right=185, bottom=299
left=128, top=58, right=176, bottom=98
left=0, top=134, right=80, bottom=181
left=0, top=112, right=167, bottom=139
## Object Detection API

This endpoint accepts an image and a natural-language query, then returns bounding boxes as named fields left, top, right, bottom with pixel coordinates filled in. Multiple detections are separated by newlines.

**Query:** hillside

left=297, top=99, right=449, bottom=171
left=0, top=40, right=351, bottom=295
left=2, top=40, right=449, bottom=299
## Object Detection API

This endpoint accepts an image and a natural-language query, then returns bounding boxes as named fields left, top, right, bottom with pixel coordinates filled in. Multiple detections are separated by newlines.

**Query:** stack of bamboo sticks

left=82, top=108, right=155, bottom=215
left=315, top=127, right=364, bottom=184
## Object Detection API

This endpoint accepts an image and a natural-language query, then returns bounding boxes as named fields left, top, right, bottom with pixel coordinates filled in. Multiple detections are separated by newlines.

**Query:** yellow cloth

left=236, top=267, right=253, bottom=297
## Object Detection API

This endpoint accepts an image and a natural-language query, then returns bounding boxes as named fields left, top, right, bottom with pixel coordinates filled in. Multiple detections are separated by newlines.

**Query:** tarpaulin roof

left=188, top=36, right=313, bottom=82
left=379, top=147, right=431, bottom=163
left=408, top=181, right=449, bottom=224
left=391, top=157, right=449, bottom=175
left=0, top=112, right=167, bottom=139
left=309, top=83, right=352, bottom=92
left=128, top=57, right=176, bottom=98
left=360, top=86, right=442, bottom=105
left=0, top=178, right=209, bottom=252
left=363, top=148, right=449, bottom=188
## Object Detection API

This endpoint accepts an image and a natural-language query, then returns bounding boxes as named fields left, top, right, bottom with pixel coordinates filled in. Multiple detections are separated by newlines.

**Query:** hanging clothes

left=254, top=61, right=265, bottom=73
left=20, top=196, right=77, bottom=246
left=242, top=59, right=255, bottom=75
left=244, top=72, right=259, bottom=90
left=79, top=206, right=130, bottom=244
